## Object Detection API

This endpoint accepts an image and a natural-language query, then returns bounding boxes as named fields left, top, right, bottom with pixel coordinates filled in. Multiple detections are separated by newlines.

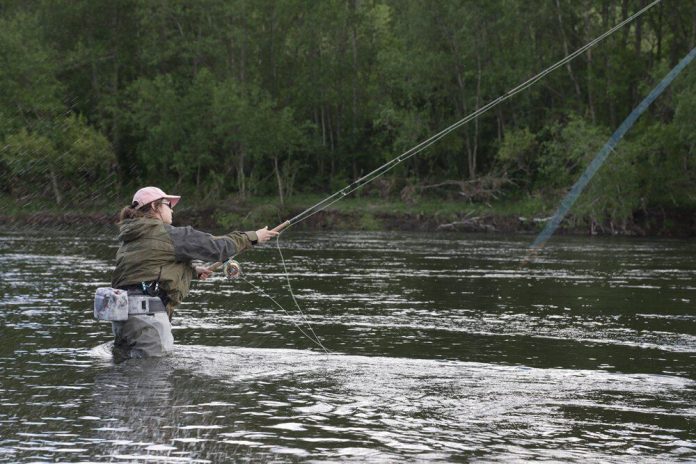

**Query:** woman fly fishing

left=104, top=186, right=278, bottom=362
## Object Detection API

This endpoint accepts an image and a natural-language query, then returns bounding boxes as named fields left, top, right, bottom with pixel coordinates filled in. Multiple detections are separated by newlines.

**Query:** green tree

left=539, top=115, right=640, bottom=230
left=213, top=78, right=305, bottom=203
left=2, top=114, right=115, bottom=204
left=0, top=11, right=64, bottom=136
left=1, top=0, right=693, bottom=232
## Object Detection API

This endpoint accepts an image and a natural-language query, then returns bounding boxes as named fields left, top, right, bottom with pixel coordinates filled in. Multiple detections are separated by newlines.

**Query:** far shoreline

left=1, top=200, right=693, bottom=239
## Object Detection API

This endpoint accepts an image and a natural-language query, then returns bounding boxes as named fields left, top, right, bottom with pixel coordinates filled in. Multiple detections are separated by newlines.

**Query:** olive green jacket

left=111, top=218, right=257, bottom=314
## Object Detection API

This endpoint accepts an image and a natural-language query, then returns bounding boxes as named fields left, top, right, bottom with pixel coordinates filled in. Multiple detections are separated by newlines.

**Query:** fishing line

left=529, top=46, right=696, bottom=251
left=219, top=0, right=662, bottom=350
left=240, top=274, right=331, bottom=354
left=278, top=0, right=662, bottom=230
left=211, top=240, right=330, bottom=353
left=273, top=234, right=329, bottom=352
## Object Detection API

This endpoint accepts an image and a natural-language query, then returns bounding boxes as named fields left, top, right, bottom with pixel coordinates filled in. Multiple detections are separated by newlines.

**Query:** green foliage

left=125, top=71, right=215, bottom=186
left=357, top=213, right=383, bottom=231
left=0, top=0, right=693, bottom=230
left=538, top=115, right=641, bottom=228
left=579, top=143, right=641, bottom=230
left=672, top=69, right=696, bottom=153
left=496, top=127, right=537, bottom=179
left=634, top=122, right=696, bottom=209
left=212, top=77, right=305, bottom=197
left=539, top=116, right=610, bottom=189
left=0, top=11, right=64, bottom=136
left=1, top=114, right=115, bottom=203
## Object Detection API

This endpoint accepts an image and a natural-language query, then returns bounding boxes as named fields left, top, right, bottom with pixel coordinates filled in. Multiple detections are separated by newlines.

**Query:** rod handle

left=209, top=261, right=223, bottom=272
left=272, top=220, right=291, bottom=233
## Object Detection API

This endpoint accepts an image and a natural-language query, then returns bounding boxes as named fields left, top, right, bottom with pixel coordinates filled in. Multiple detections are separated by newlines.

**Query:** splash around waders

left=94, top=186, right=279, bottom=363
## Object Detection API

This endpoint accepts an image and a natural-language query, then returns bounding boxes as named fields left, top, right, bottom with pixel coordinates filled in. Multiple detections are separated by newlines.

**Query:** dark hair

left=118, top=199, right=164, bottom=223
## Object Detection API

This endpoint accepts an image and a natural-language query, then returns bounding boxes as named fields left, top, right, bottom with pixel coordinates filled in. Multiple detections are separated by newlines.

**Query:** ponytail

left=118, top=200, right=162, bottom=223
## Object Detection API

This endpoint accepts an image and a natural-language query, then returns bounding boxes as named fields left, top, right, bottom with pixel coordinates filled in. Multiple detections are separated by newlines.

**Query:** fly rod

left=267, top=0, right=662, bottom=232
left=213, top=0, right=660, bottom=276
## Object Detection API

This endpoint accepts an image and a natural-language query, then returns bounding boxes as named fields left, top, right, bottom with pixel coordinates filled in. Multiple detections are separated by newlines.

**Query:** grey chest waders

left=94, top=282, right=173, bottom=360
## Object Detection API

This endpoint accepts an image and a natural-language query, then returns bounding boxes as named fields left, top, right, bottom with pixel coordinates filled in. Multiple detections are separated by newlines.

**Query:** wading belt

left=117, top=284, right=168, bottom=315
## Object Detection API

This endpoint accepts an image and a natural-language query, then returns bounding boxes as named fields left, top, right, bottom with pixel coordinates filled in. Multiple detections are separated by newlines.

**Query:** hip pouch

left=94, top=287, right=168, bottom=321
left=94, top=287, right=129, bottom=321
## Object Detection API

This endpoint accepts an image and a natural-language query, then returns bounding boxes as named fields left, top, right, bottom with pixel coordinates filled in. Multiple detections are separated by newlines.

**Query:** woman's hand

left=196, top=266, right=213, bottom=280
left=256, top=226, right=280, bottom=243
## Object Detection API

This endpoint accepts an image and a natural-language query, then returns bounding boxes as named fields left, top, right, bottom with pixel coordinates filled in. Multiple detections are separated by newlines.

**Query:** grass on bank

left=202, top=193, right=552, bottom=231
left=290, top=192, right=545, bottom=216
left=0, top=191, right=552, bottom=232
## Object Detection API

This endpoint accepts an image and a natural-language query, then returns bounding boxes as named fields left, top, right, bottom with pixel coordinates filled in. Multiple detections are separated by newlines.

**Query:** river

left=0, top=227, right=694, bottom=462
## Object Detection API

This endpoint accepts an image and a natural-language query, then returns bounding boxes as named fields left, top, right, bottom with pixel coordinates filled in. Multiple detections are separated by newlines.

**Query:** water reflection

left=87, top=352, right=214, bottom=462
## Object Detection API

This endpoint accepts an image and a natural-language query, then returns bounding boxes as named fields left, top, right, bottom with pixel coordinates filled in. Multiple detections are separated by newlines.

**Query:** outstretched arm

left=165, top=225, right=258, bottom=262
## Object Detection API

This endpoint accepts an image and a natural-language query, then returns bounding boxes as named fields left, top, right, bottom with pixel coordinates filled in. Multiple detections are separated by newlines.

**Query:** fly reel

left=223, top=259, right=242, bottom=280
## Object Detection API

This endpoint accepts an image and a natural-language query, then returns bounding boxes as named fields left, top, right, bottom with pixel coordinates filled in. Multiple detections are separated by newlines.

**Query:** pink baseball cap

left=132, top=186, right=181, bottom=209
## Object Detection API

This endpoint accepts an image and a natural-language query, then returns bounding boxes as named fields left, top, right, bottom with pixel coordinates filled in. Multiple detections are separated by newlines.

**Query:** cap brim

left=163, top=195, right=181, bottom=207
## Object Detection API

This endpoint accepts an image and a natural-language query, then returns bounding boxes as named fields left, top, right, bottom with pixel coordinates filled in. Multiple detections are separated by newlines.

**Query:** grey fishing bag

left=94, top=287, right=130, bottom=321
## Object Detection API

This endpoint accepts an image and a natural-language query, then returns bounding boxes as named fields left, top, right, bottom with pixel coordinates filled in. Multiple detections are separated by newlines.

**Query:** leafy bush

left=538, top=115, right=640, bottom=230
left=1, top=114, right=115, bottom=204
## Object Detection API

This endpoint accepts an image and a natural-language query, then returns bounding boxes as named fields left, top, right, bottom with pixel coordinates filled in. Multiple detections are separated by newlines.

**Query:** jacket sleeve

left=165, top=225, right=258, bottom=262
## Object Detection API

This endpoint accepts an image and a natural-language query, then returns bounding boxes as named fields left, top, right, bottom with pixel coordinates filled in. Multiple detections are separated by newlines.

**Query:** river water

left=0, top=227, right=694, bottom=462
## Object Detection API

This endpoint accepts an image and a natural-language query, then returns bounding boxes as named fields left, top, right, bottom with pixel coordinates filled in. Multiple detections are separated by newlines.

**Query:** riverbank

left=1, top=194, right=694, bottom=237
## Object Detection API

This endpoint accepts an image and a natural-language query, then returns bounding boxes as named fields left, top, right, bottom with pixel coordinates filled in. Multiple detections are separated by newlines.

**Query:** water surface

left=0, top=228, right=694, bottom=462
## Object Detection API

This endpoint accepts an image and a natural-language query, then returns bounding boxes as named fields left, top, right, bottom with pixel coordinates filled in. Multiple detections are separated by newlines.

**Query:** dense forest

left=0, top=0, right=694, bottom=232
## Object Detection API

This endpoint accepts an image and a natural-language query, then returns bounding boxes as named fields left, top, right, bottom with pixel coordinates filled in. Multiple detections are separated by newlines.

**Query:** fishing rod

left=212, top=0, right=660, bottom=277
left=207, top=1, right=662, bottom=354
left=276, top=0, right=662, bottom=231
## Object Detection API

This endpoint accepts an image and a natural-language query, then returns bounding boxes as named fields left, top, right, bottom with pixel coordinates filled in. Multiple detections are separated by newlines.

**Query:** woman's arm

left=164, top=225, right=279, bottom=263
left=165, top=225, right=257, bottom=262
